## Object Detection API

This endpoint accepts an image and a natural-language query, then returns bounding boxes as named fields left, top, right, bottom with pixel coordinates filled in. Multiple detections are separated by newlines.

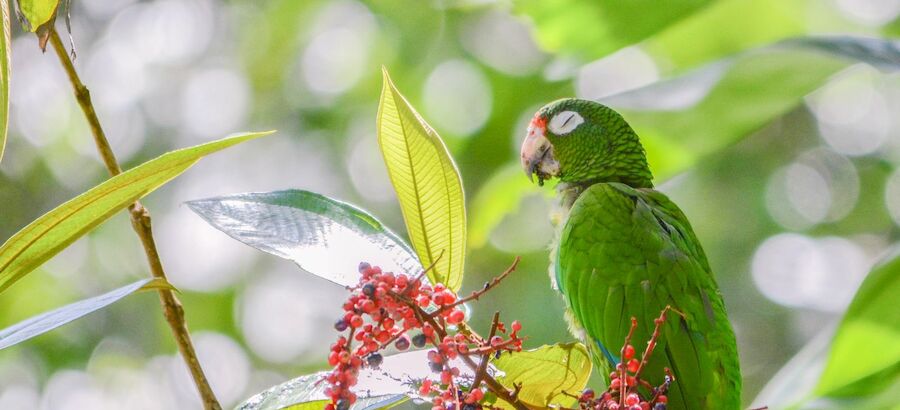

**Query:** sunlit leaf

left=814, top=247, right=900, bottom=399
left=187, top=190, right=422, bottom=287
left=377, top=68, right=466, bottom=291
left=0, top=278, right=167, bottom=350
left=0, top=0, right=9, bottom=164
left=236, top=350, right=488, bottom=409
left=492, top=342, right=591, bottom=409
left=515, top=0, right=714, bottom=60
left=0, top=131, right=274, bottom=294
left=15, top=0, right=58, bottom=31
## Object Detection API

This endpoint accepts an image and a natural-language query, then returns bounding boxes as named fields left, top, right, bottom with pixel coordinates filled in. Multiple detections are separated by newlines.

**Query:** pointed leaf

left=236, top=350, right=487, bottom=409
left=0, top=131, right=274, bottom=293
left=814, top=247, right=900, bottom=399
left=377, top=68, right=466, bottom=291
left=16, top=0, right=59, bottom=31
left=492, top=342, right=592, bottom=409
left=0, top=0, right=9, bottom=163
left=0, top=278, right=155, bottom=350
left=515, top=0, right=714, bottom=60
left=187, top=190, right=422, bottom=286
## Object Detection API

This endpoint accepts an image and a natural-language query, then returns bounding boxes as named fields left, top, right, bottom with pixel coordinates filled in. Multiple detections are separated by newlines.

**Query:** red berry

left=625, top=393, right=639, bottom=405
left=656, top=395, right=667, bottom=404
left=627, top=358, right=640, bottom=373
left=490, top=336, right=503, bottom=347
left=511, top=320, right=522, bottom=332
left=349, top=315, right=363, bottom=328
left=419, top=379, right=432, bottom=395
left=447, top=310, right=465, bottom=324
left=623, top=344, right=635, bottom=360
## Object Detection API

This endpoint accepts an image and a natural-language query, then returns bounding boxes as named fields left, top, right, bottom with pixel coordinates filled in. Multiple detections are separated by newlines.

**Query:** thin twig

left=431, top=256, right=520, bottom=317
left=47, top=28, right=221, bottom=410
left=397, top=278, right=532, bottom=410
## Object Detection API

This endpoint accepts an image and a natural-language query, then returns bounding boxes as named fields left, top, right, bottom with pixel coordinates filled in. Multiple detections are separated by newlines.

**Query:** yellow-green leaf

left=376, top=68, right=466, bottom=292
left=0, top=0, right=10, bottom=163
left=493, top=342, right=592, bottom=409
left=0, top=131, right=274, bottom=293
left=17, top=0, right=59, bottom=31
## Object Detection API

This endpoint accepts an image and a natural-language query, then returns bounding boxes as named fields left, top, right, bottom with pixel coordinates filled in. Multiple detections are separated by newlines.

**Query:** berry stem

left=430, top=257, right=520, bottom=318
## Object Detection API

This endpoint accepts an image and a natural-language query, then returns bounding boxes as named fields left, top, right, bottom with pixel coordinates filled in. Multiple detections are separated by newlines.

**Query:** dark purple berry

left=336, top=399, right=350, bottom=410
left=654, top=404, right=666, bottom=410
left=358, top=262, right=371, bottom=273
left=412, top=333, right=427, bottom=348
left=462, top=404, right=476, bottom=410
left=334, top=319, right=348, bottom=332
left=366, top=353, right=383, bottom=367
left=429, top=361, right=443, bottom=373
left=395, top=335, right=410, bottom=350
left=362, top=283, right=376, bottom=297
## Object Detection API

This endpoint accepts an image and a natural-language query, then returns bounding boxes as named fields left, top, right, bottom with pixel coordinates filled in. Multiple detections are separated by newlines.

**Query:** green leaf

left=814, top=247, right=900, bottom=399
left=515, top=0, right=714, bottom=60
left=187, top=190, right=422, bottom=287
left=16, top=0, right=59, bottom=31
left=493, top=342, right=592, bottom=409
left=237, top=349, right=483, bottom=409
left=0, top=131, right=274, bottom=294
left=0, top=278, right=162, bottom=350
left=237, top=372, right=406, bottom=410
left=377, top=68, right=466, bottom=292
left=0, top=0, right=9, bottom=164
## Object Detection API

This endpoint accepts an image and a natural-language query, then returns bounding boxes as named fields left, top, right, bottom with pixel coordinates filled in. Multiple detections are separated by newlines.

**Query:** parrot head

left=520, top=98, right=653, bottom=188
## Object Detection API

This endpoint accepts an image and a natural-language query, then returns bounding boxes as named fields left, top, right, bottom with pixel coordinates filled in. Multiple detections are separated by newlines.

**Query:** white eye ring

left=548, top=111, right=584, bottom=135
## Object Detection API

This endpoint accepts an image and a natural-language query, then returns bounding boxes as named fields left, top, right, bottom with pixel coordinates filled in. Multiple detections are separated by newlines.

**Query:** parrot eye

left=547, top=111, right=584, bottom=135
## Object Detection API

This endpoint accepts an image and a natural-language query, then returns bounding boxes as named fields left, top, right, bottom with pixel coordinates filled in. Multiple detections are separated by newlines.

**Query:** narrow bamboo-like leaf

left=0, top=278, right=156, bottom=350
left=15, top=0, right=58, bottom=31
left=515, top=0, right=714, bottom=60
left=0, top=131, right=274, bottom=293
left=814, top=247, right=900, bottom=399
left=492, top=343, right=592, bottom=409
left=236, top=350, right=486, bottom=409
left=377, top=68, right=466, bottom=291
left=187, top=190, right=422, bottom=287
left=0, top=0, right=9, bottom=163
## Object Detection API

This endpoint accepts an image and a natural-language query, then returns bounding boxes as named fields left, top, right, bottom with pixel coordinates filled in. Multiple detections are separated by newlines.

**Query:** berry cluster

left=324, top=262, right=524, bottom=410
left=576, top=309, right=676, bottom=410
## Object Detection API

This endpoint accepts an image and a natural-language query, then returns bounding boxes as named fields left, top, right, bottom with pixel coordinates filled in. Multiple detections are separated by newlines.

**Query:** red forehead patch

left=529, top=114, right=547, bottom=130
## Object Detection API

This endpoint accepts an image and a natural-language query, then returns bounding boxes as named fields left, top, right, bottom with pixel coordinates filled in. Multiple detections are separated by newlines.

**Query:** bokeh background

left=0, top=0, right=899, bottom=408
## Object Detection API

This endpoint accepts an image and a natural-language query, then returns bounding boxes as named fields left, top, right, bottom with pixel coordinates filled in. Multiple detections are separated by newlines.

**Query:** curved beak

left=520, top=116, right=559, bottom=186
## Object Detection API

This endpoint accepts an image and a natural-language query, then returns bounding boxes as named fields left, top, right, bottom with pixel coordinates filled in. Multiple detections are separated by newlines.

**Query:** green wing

left=555, top=182, right=741, bottom=410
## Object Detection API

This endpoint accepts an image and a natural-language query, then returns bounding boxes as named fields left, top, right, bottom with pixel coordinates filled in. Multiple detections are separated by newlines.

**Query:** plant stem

left=47, top=28, right=222, bottom=410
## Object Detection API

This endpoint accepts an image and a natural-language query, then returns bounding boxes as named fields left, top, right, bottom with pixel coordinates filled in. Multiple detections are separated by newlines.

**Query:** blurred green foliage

left=0, top=0, right=898, bottom=408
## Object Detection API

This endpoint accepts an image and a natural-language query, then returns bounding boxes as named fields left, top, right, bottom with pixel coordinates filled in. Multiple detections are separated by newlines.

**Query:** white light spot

left=807, top=66, right=889, bottom=156
left=40, top=371, right=105, bottom=410
left=347, top=130, right=396, bottom=203
left=835, top=0, right=900, bottom=26
left=424, top=60, right=493, bottom=137
left=300, top=1, right=376, bottom=97
left=547, top=110, right=584, bottom=135
left=239, top=268, right=345, bottom=363
left=785, top=163, right=831, bottom=224
left=751, top=234, right=870, bottom=311
left=168, top=332, right=250, bottom=407
left=181, top=68, right=251, bottom=137
left=576, top=46, right=659, bottom=99
left=459, top=11, right=545, bottom=76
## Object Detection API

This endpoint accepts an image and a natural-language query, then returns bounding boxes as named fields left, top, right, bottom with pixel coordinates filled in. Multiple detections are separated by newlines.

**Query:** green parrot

left=520, top=98, right=741, bottom=409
